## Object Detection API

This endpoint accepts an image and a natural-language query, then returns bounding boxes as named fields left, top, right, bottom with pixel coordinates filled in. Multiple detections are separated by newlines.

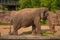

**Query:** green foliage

left=31, top=0, right=41, bottom=8
left=41, top=20, right=46, bottom=25
left=50, top=0, right=57, bottom=11
left=0, top=0, right=58, bottom=11
left=41, top=31, right=53, bottom=36
left=40, top=0, right=50, bottom=7
left=16, top=0, right=59, bottom=11
left=57, top=0, right=60, bottom=9
left=2, top=6, right=8, bottom=14
left=0, top=6, right=8, bottom=14
left=18, top=0, right=41, bottom=9
left=0, top=0, right=59, bottom=11
left=0, top=22, right=11, bottom=25
left=40, top=0, right=57, bottom=11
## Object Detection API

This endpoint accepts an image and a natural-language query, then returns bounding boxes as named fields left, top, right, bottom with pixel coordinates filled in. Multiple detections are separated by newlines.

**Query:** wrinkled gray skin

left=10, top=7, right=48, bottom=35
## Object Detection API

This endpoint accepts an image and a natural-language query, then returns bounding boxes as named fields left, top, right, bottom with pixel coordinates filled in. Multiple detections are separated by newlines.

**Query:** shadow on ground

left=19, top=29, right=53, bottom=36
left=19, top=31, right=32, bottom=35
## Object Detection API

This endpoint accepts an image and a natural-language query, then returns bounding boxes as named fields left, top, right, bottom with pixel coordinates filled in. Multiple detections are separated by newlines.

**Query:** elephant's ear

left=43, top=10, right=49, bottom=20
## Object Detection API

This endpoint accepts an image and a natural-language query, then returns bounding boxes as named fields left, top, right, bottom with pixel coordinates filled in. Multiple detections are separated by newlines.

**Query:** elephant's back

left=17, top=8, right=38, bottom=14
left=15, top=8, right=39, bottom=18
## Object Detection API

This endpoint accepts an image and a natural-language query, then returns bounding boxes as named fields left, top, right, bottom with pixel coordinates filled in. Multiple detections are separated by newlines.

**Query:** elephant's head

left=39, top=7, right=48, bottom=20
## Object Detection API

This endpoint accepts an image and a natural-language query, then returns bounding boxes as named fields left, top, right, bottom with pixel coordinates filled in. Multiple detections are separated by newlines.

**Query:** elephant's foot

left=31, top=34, right=41, bottom=36
left=31, top=32, right=41, bottom=36
left=36, top=32, right=41, bottom=36
left=49, top=26, right=56, bottom=34
left=50, top=28, right=56, bottom=34
left=36, top=34, right=41, bottom=36
left=31, top=32, right=36, bottom=36
left=9, top=31, right=18, bottom=35
left=9, top=33, right=18, bottom=35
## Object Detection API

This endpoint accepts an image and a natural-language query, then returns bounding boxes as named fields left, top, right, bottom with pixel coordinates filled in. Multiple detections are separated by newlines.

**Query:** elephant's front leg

left=49, top=24, right=55, bottom=34
left=47, top=20, right=55, bottom=33
left=10, top=24, right=20, bottom=35
left=32, top=24, right=36, bottom=35
left=34, top=17, right=41, bottom=34
left=9, top=28, right=18, bottom=35
left=10, top=27, right=18, bottom=35
left=12, top=27, right=18, bottom=35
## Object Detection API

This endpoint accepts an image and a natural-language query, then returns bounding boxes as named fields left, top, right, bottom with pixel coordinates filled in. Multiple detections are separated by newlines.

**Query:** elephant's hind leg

left=34, top=17, right=41, bottom=34
left=11, top=24, right=21, bottom=35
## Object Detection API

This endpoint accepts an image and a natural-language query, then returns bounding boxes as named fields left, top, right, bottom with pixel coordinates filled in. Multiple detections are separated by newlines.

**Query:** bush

left=41, top=20, right=46, bottom=25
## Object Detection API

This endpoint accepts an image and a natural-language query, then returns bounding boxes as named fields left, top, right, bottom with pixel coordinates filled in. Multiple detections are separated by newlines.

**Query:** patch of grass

left=41, top=31, right=53, bottom=36
left=41, top=20, right=46, bottom=25
left=0, top=22, right=11, bottom=25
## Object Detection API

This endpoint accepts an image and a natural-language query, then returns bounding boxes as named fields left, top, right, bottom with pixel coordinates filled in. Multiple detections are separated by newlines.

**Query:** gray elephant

left=10, top=7, right=48, bottom=35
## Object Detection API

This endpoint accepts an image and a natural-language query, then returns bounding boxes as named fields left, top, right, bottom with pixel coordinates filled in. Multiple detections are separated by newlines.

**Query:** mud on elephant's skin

left=10, top=7, right=48, bottom=35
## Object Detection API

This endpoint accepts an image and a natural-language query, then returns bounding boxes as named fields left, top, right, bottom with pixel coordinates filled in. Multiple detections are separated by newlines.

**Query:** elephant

left=10, top=7, right=48, bottom=35
left=56, top=10, right=60, bottom=24
left=46, top=11, right=60, bottom=33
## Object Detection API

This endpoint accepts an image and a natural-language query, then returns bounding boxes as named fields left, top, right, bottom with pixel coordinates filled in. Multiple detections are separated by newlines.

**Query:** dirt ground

left=0, top=25, right=60, bottom=36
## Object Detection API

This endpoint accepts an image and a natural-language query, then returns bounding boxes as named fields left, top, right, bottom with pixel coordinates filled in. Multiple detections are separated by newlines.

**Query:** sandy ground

left=0, top=25, right=60, bottom=36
